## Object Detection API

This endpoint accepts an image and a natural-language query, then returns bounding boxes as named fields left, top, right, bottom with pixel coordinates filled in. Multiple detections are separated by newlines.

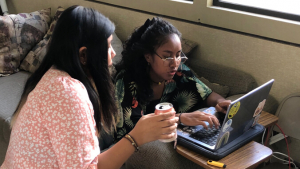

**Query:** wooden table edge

left=176, top=141, right=273, bottom=169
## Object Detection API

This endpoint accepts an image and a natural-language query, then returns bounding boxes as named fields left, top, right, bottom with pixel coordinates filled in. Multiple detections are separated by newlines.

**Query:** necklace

left=151, top=79, right=164, bottom=85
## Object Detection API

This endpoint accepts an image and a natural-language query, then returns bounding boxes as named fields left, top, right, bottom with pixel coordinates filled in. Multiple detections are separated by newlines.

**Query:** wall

left=7, top=0, right=300, bottom=106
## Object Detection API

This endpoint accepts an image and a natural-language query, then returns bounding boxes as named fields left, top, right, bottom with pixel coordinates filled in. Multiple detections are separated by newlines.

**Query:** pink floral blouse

left=1, top=67, right=100, bottom=169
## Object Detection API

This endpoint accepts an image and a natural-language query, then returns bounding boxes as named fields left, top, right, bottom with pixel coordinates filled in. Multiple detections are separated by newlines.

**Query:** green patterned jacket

left=114, top=64, right=212, bottom=142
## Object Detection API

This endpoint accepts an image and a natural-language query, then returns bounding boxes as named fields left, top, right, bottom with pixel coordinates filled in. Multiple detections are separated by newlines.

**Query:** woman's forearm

left=206, top=92, right=225, bottom=107
left=97, top=137, right=135, bottom=169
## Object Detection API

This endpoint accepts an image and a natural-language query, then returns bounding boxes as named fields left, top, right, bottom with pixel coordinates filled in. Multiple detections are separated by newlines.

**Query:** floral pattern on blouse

left=1, top=67, right=100, bottom=169
left=114, top=64, right=212, bottom=142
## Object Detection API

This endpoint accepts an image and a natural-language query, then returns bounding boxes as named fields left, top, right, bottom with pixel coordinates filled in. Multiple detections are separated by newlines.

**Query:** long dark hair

left=11, top=6, right=117, bottom=133
left=116, top=17, right=181, bottom=105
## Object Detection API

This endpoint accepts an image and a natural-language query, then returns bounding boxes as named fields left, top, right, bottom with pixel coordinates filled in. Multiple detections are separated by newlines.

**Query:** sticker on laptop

left=252, top=113, right=261, bottom=127
left=216, top=131, right=230, bottom=149
left=253, top=99, right=266, bottom=117
left=222, top=119, right=232, bottom=132
left=228, top=102, right=240, bottom=119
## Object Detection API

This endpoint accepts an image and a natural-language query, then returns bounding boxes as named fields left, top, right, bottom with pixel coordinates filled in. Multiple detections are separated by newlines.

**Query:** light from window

left=221, top=0, right=300, bottom=15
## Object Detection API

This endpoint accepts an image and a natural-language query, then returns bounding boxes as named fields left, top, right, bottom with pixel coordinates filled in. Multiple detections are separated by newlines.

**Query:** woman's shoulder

left=36, top=67, right=87, bottom=97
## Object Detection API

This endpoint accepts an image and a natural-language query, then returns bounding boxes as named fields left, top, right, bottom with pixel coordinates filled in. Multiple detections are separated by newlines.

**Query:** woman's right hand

left=180, top=111, right=220, bottom=129
left=129, top=112, right=178, bottom=146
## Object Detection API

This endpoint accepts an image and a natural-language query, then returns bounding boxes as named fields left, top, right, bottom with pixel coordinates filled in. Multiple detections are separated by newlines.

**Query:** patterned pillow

left=181, top=38, right=197, bottom=56
left=20, top=7, right=64, bottom=73
left=0, top=8, right=51, bottom=76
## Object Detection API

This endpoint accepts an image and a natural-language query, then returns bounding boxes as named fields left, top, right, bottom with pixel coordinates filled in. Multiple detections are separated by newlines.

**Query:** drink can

left=154, top=102, right=177, bottom=142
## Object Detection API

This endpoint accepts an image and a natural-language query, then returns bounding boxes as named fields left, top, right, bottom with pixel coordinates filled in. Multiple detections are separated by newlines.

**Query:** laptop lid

left=215, top=79, right=274, bottom=149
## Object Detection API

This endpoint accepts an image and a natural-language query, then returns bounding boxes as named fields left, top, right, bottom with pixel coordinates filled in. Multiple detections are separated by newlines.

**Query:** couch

left=0, top=7, right=279, bottom=166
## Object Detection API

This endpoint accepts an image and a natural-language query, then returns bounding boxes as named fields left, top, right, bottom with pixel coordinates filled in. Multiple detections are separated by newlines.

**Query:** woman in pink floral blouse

left=1, top=6, right=178, bottom=169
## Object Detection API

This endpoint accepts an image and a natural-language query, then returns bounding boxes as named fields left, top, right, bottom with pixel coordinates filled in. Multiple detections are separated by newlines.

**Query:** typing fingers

left=211, top=116, right=220, bottom=129
left=206, top=117, right=214, bottom=128
left=198, top=121, right=208, bottom=129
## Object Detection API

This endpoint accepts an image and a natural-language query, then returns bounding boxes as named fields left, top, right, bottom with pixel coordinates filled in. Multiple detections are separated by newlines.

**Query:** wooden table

left=257, top=111, right=279, bottom=128
left=176, top=111, right=278, bottom=169
left=258, top=111, right=279, bottom=146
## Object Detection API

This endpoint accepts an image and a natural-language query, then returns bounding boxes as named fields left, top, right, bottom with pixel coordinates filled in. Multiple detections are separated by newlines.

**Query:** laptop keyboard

left=178, top=110, right=225, bottom=147
left=189, top=125, right=221, bottom=146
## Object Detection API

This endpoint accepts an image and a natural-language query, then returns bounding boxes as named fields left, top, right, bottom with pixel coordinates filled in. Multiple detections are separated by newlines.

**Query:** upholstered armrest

left=188, top=61, right=257, bottom=96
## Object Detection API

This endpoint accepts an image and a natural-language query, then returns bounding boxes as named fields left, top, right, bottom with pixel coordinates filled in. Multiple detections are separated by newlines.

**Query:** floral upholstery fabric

left=20, top=7, right=64, bottom=73
left=0, top=8, right=51, bottom=76
left=114, top=64, right=212, bottom=141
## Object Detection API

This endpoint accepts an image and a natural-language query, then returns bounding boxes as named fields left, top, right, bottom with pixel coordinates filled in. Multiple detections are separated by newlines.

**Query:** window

left=213, top=0, right=300, bottom=22
left=92, top=0, right=300, bottom=44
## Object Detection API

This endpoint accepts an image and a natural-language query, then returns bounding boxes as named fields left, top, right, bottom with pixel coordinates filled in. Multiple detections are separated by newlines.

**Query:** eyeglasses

left=154, top=51, right=188, bottom=67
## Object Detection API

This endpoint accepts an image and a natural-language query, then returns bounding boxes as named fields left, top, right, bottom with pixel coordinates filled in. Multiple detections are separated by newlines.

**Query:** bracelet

left=124, top=134, right=139, bottom=152
left=178, top=113, right=183, bottom=125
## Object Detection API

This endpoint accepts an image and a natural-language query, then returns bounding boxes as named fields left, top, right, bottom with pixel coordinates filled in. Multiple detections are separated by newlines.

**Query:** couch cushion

left=188, top=65, right=230, bottom=98
left=188, top=61, right=257, bottom=96
left=199, top=77, right=230, bottom=98
left=20, top=7, right=64, bottom=73
left=0, top=71, right=31, bottom=120
left=0, top=8, right=51, bottom=76
left=181, top=38, right=197, bottom=56
left=124, top=140, right=201, bottom=169
left=112, top=32, right=123, bottom=65
left=19, top=6, right=123, bottom=73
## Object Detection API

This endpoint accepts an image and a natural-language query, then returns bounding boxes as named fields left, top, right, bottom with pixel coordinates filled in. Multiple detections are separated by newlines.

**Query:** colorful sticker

left=252, top=113, right=261, bottom=127
left=222, top=119, right=232, bottom=132
left=216, top=131, right=230, bottom=149
left=228, top=102, right=240, bottom=119
left=253, top=99, right=266, bottom=117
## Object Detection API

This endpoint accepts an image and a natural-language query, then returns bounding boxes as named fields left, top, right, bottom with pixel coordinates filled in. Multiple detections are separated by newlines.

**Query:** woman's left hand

left=215, top=100, right=231, bottom=114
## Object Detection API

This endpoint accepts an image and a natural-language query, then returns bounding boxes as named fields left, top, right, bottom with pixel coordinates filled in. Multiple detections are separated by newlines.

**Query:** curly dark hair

left=116, top=17, right=181, bottom=105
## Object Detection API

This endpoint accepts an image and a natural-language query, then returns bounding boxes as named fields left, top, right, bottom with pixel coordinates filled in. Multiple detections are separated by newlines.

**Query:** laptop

left=177, top=79, right=274, bottom=151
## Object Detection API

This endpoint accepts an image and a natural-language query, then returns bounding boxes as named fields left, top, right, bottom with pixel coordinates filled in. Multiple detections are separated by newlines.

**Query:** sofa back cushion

left=0, top=8, right=51, bottom=76
left=0, top=71, right=31, bottom=120
left=188, top=61, right=257, bottom=96
left=20, top=7, right=64, bottom=73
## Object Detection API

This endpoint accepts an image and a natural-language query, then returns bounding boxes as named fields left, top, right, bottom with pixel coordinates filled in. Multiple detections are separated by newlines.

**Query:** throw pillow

left=20, top=6, right=124, bottom=73
left=189, top=66, right=230, bottom=98
left=20, top=7, right=64, bottom=73
left=0, top=8, right=51, bottom=76
left=199, top=77, right=230, bottom=98
left=181, top=38, right=197, bottom=56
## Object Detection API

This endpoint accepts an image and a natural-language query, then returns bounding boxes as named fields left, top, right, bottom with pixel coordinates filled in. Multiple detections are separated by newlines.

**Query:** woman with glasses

left=114, top=17, right=231, bottom=143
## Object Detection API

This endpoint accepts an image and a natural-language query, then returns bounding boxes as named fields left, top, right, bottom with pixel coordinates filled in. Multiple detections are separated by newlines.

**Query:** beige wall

left=7, top=0, right=300, bottom=105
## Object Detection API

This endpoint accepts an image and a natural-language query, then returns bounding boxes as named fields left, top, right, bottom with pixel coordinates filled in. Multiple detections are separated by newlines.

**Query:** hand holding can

left=154, top=102, right=177, bottom=142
